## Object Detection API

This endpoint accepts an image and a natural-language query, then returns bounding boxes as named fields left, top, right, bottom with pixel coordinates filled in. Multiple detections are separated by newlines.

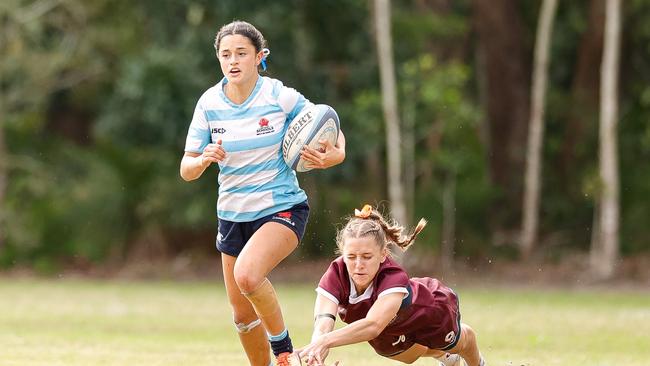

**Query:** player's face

left=217, top=34, right=262, bottom=85
left=342, top=236, right=387, bottom=293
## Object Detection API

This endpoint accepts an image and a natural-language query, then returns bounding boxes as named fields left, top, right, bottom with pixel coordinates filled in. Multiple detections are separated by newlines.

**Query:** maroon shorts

left=369, top=278, right=461, bottom=357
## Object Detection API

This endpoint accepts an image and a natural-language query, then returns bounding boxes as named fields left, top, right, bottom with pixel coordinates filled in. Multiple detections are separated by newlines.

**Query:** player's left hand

left=295, top=336, right=332, bottom=366
left=300, top=139, right=345, bottom=170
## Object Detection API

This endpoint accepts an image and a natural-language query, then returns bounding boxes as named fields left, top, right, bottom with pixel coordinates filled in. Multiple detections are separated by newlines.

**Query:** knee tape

left=243, top=278, right=281, bottom=317
left=235, top=318, right=262, bottom=333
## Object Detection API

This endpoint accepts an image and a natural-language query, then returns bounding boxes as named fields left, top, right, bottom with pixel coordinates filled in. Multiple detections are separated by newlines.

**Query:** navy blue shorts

left=216, top=201, right=310, bottom=257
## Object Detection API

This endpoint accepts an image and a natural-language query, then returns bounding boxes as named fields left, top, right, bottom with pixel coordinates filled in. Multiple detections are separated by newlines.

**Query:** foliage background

left=1, top=0, right=649, bottom=273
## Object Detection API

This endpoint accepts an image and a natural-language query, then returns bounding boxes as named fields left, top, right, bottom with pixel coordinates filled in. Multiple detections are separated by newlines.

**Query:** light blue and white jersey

left=184, top=76, right=310, bottom=222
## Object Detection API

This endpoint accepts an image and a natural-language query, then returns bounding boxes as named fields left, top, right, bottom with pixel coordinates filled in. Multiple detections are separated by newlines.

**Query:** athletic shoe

left=276, top=352, right=301, bottom=366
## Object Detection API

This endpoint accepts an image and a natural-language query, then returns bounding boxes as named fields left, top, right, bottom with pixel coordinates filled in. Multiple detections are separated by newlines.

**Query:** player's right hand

left=201, top=139, right=226, bottom=165
left=300, top=139, right=344, bottom=170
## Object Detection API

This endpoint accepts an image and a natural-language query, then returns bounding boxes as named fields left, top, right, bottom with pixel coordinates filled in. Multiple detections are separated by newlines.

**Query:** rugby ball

left=282, top=104, right=340, bottom=172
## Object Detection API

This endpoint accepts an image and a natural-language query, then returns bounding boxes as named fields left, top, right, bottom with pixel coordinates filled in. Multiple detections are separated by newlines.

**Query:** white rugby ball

left=282, top=104, right=340, bottom=172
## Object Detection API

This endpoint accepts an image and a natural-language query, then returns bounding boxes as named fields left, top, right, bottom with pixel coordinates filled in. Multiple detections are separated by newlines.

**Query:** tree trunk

left=440, top=172, right=456, bottom=274
left=591, top=0, right=621, bottom=280
left=0, top=121, right=5, bottom=251
left=403, top=83, right=416, bottom=222
left=589, top=200, right=600, bottom=267
left=562, top=0, right=605, bottom=181
left=521, top=0, right=558, bottom=259
left=374, top=0, right=407, bottom=226
left=473, top=0, right=530, bottom=236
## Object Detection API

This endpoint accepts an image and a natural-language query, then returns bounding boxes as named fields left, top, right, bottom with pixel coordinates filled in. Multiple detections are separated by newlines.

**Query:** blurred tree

left=0, top=122, right=5, bottom=251
left=401, top=53, right=484, bottom=266
left=473, top=0, right=530, bottom=243
left=521, top=0, right=558, bottom=259
left=2, top=0, right=650, bottom=271
left=591, top=0, right=621, bottom=279
left=617, top=0, right=650, bottom=255
left=1, top=0, right=108, bottom=268
left=562, top=0, right=604, bottom=184
left=373, top=0, right=407, bottom=226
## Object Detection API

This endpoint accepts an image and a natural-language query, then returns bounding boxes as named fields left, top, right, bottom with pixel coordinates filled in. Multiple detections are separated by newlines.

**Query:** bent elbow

left=179, top=169, right=195, bottom=182
left=366, top=321, right=384, bottom=340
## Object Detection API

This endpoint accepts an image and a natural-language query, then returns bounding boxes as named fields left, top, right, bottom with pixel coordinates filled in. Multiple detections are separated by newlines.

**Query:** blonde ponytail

left=337, top=204, right=427, bottom=253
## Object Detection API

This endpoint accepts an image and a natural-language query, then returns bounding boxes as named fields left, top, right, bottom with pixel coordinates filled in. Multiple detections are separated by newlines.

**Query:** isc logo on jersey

left=256, top=118, right=275, bottom=135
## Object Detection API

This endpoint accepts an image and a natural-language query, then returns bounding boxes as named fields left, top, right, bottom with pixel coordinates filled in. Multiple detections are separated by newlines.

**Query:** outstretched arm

left=297, top=292, right=402, bottom=366
left=310, top=293, right=339, bottom=342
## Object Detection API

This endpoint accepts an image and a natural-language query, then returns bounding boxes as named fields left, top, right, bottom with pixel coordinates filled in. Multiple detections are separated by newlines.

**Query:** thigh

left=236, top=221, right=299, bottom=280
left=388, top=343, right=428, bottom=363
left=441, top=324, right=471, bottom=355
left=222, top=254, right=257, bottom=320
left=216, top=219, right=247, bottom=257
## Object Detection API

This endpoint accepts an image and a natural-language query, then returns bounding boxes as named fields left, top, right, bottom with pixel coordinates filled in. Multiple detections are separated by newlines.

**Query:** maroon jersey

left=317, top=257, right=461, bottom=356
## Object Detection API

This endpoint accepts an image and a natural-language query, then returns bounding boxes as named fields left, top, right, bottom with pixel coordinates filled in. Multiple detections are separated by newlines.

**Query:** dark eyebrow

left=221, top=46, right=249, bottom=52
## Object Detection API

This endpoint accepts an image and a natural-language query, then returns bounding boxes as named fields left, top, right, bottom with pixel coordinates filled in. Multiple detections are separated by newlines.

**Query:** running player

left=180, top=20, right=346, bottom=366
left=296, top=205, right=485, bottom=366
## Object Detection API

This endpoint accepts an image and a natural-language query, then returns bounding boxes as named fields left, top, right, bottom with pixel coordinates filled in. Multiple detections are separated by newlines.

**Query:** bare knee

left=456, top=324, right=478, bottom=354
left=234, top=316, right=262, bottom=334
left=462, top=324, right=477, bottom=344
left=233, top=263, right=263, bottom=294
left=231, top=300, right=258, bottom=322
left=227, top=289, right=258, bottom=326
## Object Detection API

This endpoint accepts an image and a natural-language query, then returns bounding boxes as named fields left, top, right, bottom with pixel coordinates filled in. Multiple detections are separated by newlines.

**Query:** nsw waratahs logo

left=273, top=211, right=294, bottom=226
left=256, top=118, right=275, bottom=135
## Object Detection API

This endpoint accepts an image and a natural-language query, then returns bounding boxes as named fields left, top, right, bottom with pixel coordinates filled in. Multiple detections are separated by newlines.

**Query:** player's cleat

left=275, top=352, right=302, bottom=366
left=437, top=352, right=464, bottom=366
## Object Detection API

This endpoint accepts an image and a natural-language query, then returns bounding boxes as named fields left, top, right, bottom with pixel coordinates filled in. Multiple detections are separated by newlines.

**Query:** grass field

left=0, top=278, right=648, bottom=366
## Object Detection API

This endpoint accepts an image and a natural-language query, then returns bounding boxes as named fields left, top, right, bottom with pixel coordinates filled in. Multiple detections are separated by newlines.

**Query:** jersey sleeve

left=376, top=265, right=409, bottom=299
left=316, top=260, right=345, bottom=305
left=184, top=99, right=211, bottom=153
left=276, top=80, right=313, bottom=123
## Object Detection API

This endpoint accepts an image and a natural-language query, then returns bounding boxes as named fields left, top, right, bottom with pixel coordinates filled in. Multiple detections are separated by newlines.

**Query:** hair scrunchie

left=354, top=204, right=372, bottom=219
left=260, top=48, right=270, bottom=71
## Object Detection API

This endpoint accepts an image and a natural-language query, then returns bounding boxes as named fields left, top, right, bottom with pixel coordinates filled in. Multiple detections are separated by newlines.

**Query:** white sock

left=437, top=353, right=461, bottom=366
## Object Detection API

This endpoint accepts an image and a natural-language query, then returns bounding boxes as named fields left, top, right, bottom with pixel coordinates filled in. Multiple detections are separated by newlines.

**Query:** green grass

left=0, top=278, right=649, bottom=365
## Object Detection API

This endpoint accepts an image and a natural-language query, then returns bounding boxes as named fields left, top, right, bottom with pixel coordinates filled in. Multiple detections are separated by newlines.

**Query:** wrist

left=199, top=155, right=209, bottom=169
left=333, top=150, right=345, bottom=166
left=320, top=333, right=333, bottom=348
